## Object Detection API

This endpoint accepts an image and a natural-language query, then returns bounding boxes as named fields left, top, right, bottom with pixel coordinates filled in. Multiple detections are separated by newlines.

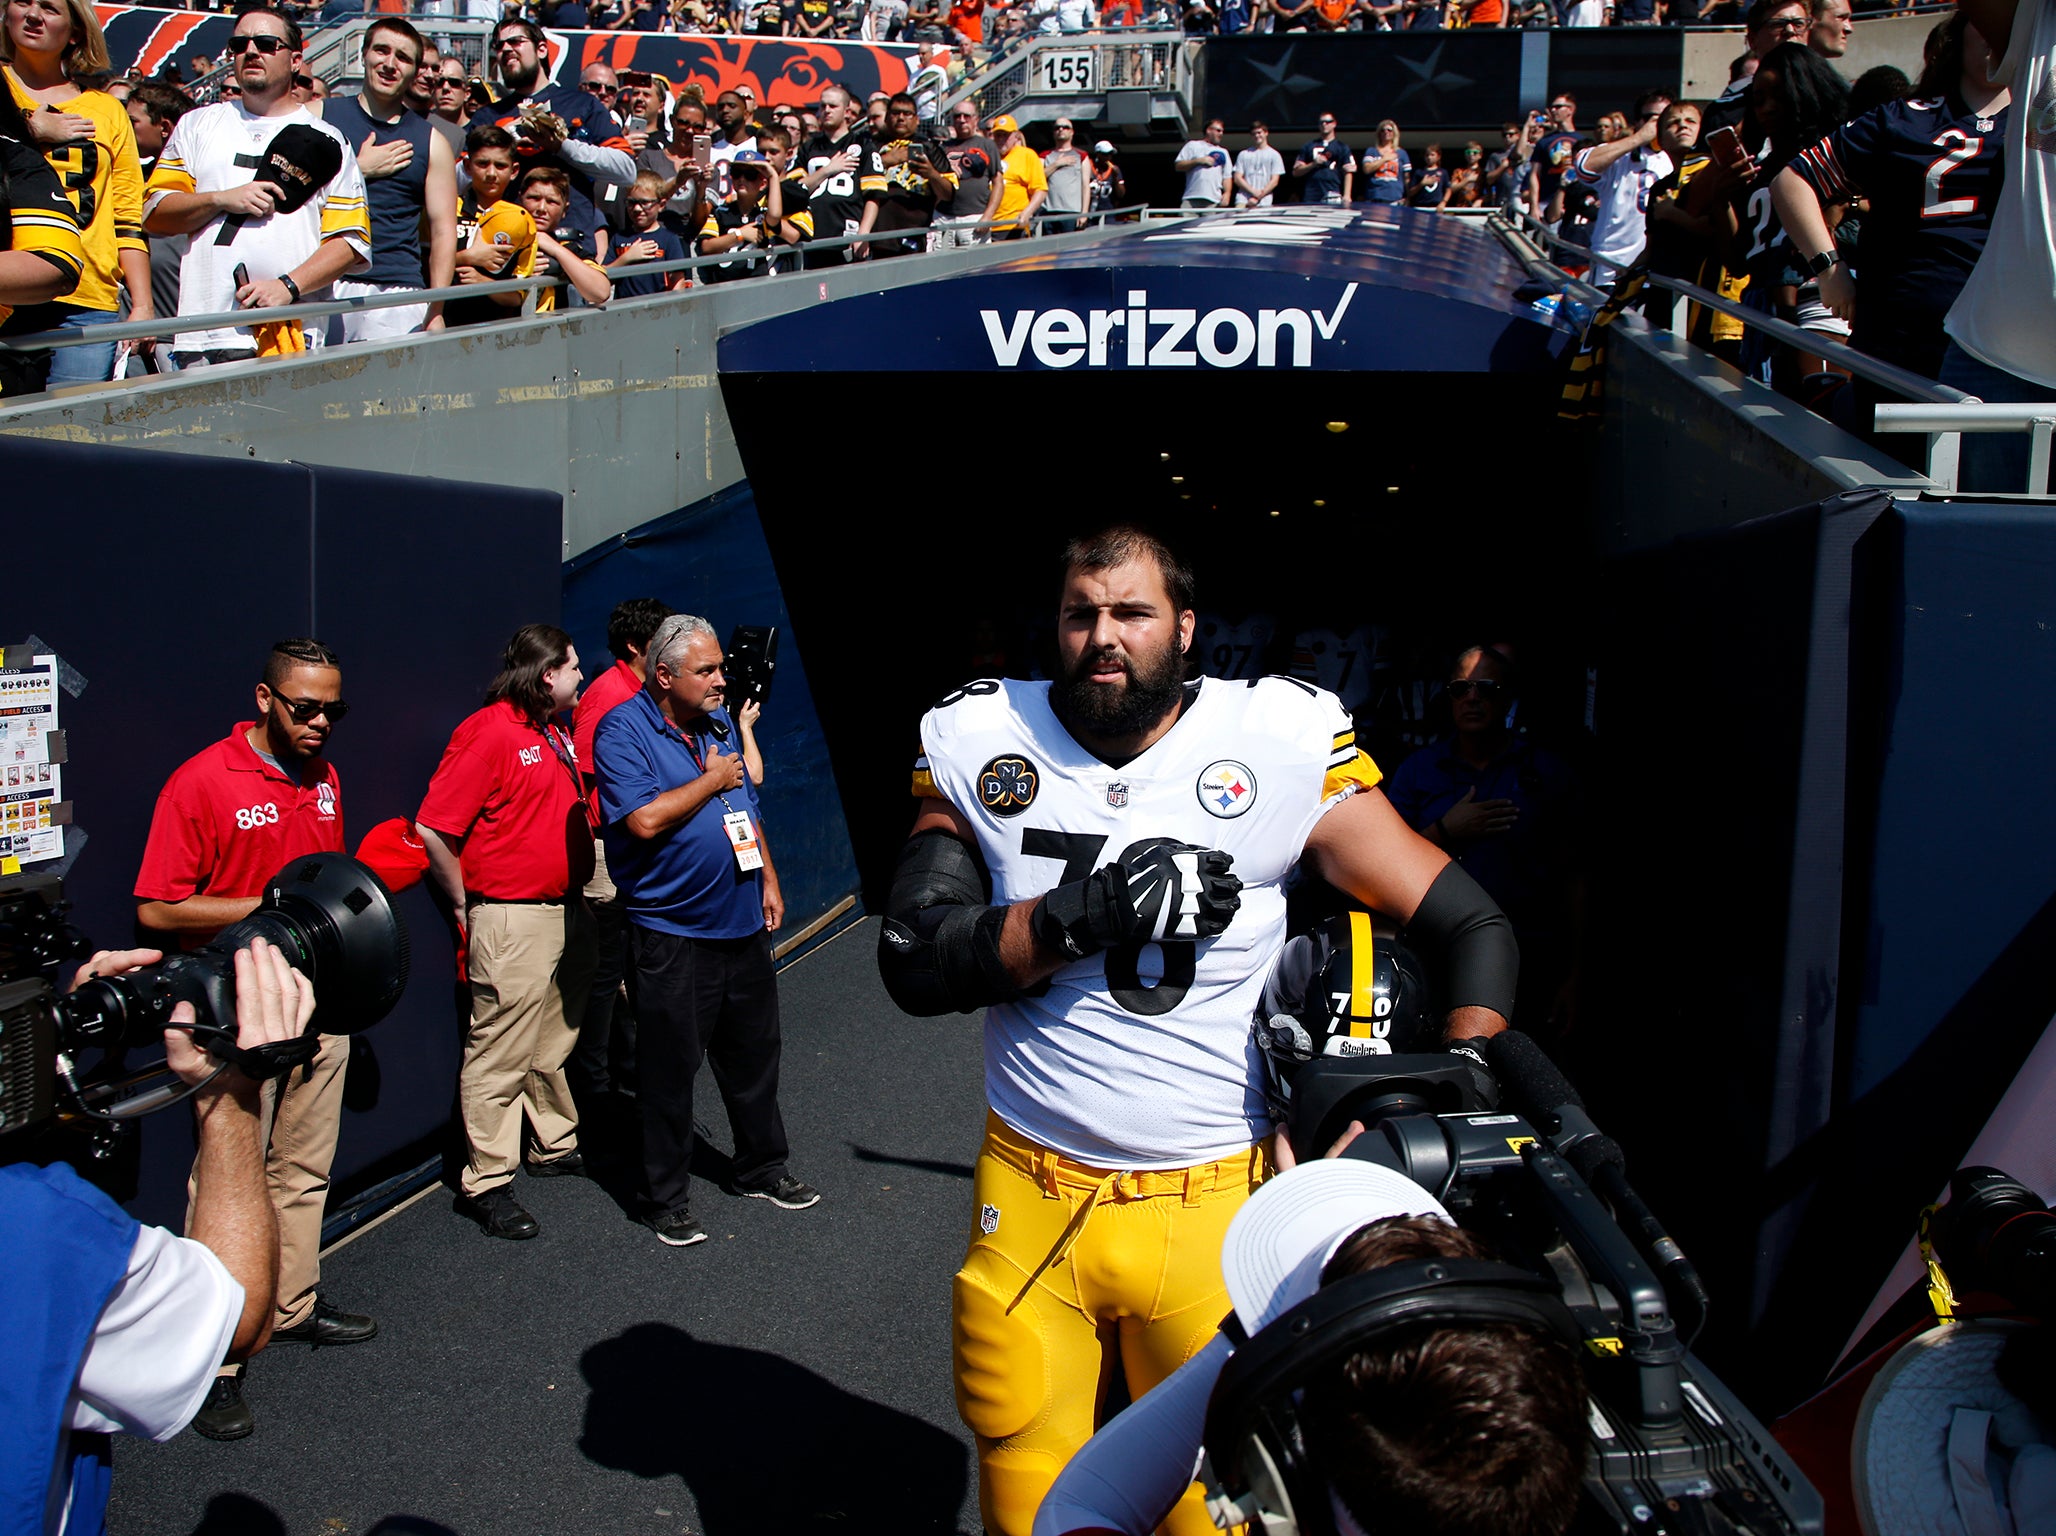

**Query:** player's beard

left=1057, top=634, right=1186, bottom=741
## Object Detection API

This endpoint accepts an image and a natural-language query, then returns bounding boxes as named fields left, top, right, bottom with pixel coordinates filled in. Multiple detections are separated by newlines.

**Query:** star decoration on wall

left=1390, top=42, right=1476, bottom=115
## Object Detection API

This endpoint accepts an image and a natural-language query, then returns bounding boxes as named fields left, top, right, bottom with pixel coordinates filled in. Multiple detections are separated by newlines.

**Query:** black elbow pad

left=876, top=830, right=1023, bottom=1016
left=1409, top=861, right=1520, bottom=1024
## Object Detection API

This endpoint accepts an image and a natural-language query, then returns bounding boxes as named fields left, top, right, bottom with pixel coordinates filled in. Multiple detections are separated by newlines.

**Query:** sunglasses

left=586, top=82, right=617, bottom=95
left=228, top=34, right=290, bottom=55
left=1444, top=679, right=1506, bottom=700
left=274, top=694, right=350, bottom=724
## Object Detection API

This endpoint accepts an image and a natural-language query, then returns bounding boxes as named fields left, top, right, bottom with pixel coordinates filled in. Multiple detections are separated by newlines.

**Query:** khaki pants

left=189, top=1028, right=351, bottom=1356
left=459, top=899, right=597, bottom=1197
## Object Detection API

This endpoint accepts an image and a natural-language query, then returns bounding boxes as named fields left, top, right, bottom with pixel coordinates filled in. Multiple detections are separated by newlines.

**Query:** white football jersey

left=1289, top=625, right=1389, bottom=713
left=915, top=675, right=1382, bottom=1168
left=144, top=102, right=369, bottom=354
left=1194, top=615, right=1277, bottom=683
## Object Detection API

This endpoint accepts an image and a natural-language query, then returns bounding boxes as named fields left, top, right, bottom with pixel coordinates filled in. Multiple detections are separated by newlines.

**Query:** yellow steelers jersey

left=6, top=74, right=143, bottom=315
left=916, top=675, right=1380, bottom=1168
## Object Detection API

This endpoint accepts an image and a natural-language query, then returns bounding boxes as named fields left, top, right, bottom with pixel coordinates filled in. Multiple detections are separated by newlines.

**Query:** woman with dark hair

left=1771, top=12, right=2008, bottom=408
left=418, top=623, right=597, bottom=1242
left=0, top=84, right=85, bottom=396
left=1717, top=42, right=1850, bottom=395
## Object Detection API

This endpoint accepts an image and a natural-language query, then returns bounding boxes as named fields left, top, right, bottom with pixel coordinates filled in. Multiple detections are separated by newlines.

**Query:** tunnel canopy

left=715, top=206, right=1567, bottom=377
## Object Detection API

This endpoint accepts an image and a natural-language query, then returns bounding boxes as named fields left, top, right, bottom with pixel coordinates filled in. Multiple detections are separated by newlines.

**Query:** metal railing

left=0, top=205, right=1148, bottom=370
left=1495, top=209, right=2056, bottom=496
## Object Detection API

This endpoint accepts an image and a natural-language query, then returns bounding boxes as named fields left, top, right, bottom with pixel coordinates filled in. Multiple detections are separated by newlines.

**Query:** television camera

left=1212, top=1029, right=1823, bottom=1536
left=0, top=853, right=409, bottom=1146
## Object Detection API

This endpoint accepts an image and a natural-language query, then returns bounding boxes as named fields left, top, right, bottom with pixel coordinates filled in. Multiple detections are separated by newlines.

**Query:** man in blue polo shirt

left=591, top=613, right=819, bottom=1248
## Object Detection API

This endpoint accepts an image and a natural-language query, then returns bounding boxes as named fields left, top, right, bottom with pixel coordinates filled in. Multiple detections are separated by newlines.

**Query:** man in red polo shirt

left=417, top=623, right=597, bottom=1241
left=568, top=597, right=672, bottom=1112
left=134, top=637, right=375, bottom=1443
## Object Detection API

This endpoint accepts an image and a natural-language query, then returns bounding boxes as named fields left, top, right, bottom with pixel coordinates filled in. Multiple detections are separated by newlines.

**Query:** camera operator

left=1033, top=1156, right=1587, bottom=1536
left=132, top=637, right=373, bottom=1441
left=0, top=939, right=314, bottom=1536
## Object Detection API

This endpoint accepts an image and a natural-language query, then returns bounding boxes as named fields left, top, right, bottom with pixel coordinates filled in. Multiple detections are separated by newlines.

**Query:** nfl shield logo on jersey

left=1196, top=760, right=1257, bottom=818
left=1106, top=781, right=1129, bottom=808
left=980, top=1203, right=1001, bottom=1234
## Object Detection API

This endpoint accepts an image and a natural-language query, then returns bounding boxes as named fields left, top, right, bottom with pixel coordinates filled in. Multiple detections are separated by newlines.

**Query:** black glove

left=1031, top=837, right=1241, bottom=961
left=1445, top=1037, right=1490, bottom=1069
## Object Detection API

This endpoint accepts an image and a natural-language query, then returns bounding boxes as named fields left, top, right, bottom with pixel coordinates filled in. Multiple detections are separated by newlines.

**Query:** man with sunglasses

left=425, top=58, right=471, bottom=156
left=1702, top=0, right=1812, bottom=135
left=135, top=637, right=374, bottom=1442
left=142, top=4, right=371, bottom=367
left=1385, top=645, right=1579, bottom=1041
left=468, top=18, right=635, bottom=241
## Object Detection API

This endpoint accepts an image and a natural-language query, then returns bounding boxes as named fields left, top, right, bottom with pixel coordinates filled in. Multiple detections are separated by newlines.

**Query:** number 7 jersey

left=915, top=675, right=1381, bottom=1168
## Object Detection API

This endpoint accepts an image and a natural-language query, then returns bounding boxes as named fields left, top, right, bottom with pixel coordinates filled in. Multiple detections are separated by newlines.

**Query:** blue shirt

left=1384, top=735, right=1577, bottom=940
left=610, top=225, right=687, bottom=299
left=594, top=689, right=765, bottom=939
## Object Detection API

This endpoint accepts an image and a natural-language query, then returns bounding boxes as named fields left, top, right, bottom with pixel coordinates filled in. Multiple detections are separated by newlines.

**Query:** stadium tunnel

left=716, top=208, right=1602, bottom=900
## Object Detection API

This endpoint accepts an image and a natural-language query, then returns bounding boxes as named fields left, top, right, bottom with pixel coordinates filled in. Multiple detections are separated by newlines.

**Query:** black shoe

left=191, top=1374, right=254, bottom=1441
left=526, top=1152, right=587, bottom=1179
left=460, top=1185, right=539, bottom=1240
left=271, top=1296, right=378, bottom=1346
left=644, top=1208, right=707, bottom=1247
left=739, top=1174, right=820, bottom=1210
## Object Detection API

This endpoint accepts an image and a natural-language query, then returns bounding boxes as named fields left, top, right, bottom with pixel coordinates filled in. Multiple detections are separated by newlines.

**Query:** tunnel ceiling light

left=1159, top=452, right=1171, bottom=461
left=1269, top=510, right=1281, bottom=518
left=1180, top=493, right=1191, bottom=500
left=1386, top=485, right=1401, bottom=494
left=1325, top=421, right=1350, bottom=434
left=1312, top=498, right=1326, bottom=508
left=1171, top=475, right=1184, bottom=484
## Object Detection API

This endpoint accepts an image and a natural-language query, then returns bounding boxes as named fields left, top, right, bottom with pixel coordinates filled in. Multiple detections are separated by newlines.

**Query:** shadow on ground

left=580, top=1322, right=969, bottom=1535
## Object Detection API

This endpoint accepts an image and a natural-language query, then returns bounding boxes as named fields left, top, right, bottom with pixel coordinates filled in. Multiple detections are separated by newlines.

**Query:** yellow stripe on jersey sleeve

left=319, top=196, right=372, bottom=246
left=1322, top=749, right=1382, bottom=800
left=8, top=207, right=84, bottom=285
left=787, top=209, right=815, bottom=237
left=912, top=756, right=942, bottom=799
left=144, top=154, right=196, bottom=198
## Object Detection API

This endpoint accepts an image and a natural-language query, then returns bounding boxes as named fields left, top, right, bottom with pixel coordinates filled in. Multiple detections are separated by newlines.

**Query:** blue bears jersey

left=1788, top=94, right=2007, bottom=340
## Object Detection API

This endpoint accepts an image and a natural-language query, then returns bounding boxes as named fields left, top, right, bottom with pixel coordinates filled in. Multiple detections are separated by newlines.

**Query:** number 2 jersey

left=915, top=675, right=1382, bottom=1168
left=1786, top=93, right=2006, bottom=377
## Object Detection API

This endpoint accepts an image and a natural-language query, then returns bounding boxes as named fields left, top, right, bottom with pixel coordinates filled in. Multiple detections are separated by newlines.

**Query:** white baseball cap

left=1223, top=1160, right=1452, bottom=1334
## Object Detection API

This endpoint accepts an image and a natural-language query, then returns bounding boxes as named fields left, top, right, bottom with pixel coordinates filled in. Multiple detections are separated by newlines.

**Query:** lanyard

left=539, top=720, right=595, bottom=830
left=661, top=710, right=743, bottom=817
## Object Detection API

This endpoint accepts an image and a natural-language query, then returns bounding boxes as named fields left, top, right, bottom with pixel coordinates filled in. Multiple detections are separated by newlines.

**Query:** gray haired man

left=590, top=614, right=818, bottom=1248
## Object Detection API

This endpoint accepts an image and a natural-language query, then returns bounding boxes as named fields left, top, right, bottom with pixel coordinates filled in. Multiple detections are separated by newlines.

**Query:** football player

left=877, top=527, right=1518, bottom=1536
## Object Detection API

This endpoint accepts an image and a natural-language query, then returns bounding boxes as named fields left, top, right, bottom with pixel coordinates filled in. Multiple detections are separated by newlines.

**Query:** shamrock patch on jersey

left=978, top=755, right=1040, bottom=817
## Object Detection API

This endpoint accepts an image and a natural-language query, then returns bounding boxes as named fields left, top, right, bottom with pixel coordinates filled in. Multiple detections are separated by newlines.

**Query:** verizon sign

left=979, top=282, right=1358, bottom=370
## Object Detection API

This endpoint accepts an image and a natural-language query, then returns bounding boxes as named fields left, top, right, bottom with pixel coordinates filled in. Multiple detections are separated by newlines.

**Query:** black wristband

left=279, top=272, right=301, bottom=303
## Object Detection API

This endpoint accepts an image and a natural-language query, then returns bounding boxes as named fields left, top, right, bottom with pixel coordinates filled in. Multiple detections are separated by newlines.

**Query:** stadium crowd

left=1, top=0, right=2048, bottom=490
left=148, top=0, right=1907, bottom=36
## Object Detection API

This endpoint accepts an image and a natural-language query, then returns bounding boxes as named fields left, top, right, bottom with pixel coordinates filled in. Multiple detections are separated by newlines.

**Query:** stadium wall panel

left=0, top=434, right=562, bottom=1232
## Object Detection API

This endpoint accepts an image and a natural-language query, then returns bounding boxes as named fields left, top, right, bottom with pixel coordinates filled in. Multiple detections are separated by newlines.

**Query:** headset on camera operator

left=0, top=939, right=314, bottom=1536
left=1033, top=1156, right=1588, bottom=1536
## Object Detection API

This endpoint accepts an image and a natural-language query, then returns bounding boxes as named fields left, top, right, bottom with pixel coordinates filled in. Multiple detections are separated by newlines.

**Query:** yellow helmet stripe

left=1348, top=909, right=1378, bottom=1036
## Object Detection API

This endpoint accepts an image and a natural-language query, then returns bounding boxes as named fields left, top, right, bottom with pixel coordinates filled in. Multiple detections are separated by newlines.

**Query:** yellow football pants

left=953, top=1111, right=1267, bottom=1536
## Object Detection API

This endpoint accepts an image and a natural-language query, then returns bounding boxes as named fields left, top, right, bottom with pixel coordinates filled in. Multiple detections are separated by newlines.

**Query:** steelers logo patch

left=1196, top=760, right=1257, bottom=818
left=978, top=755, right=1039, bottom=818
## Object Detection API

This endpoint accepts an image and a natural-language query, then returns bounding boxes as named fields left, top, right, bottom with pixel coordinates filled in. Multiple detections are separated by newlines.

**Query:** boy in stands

left=447, top=123, right=533, bottom=326
left=606, top=169, right=690, bottom=298
left=520, top=166, right=614, bottom=310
